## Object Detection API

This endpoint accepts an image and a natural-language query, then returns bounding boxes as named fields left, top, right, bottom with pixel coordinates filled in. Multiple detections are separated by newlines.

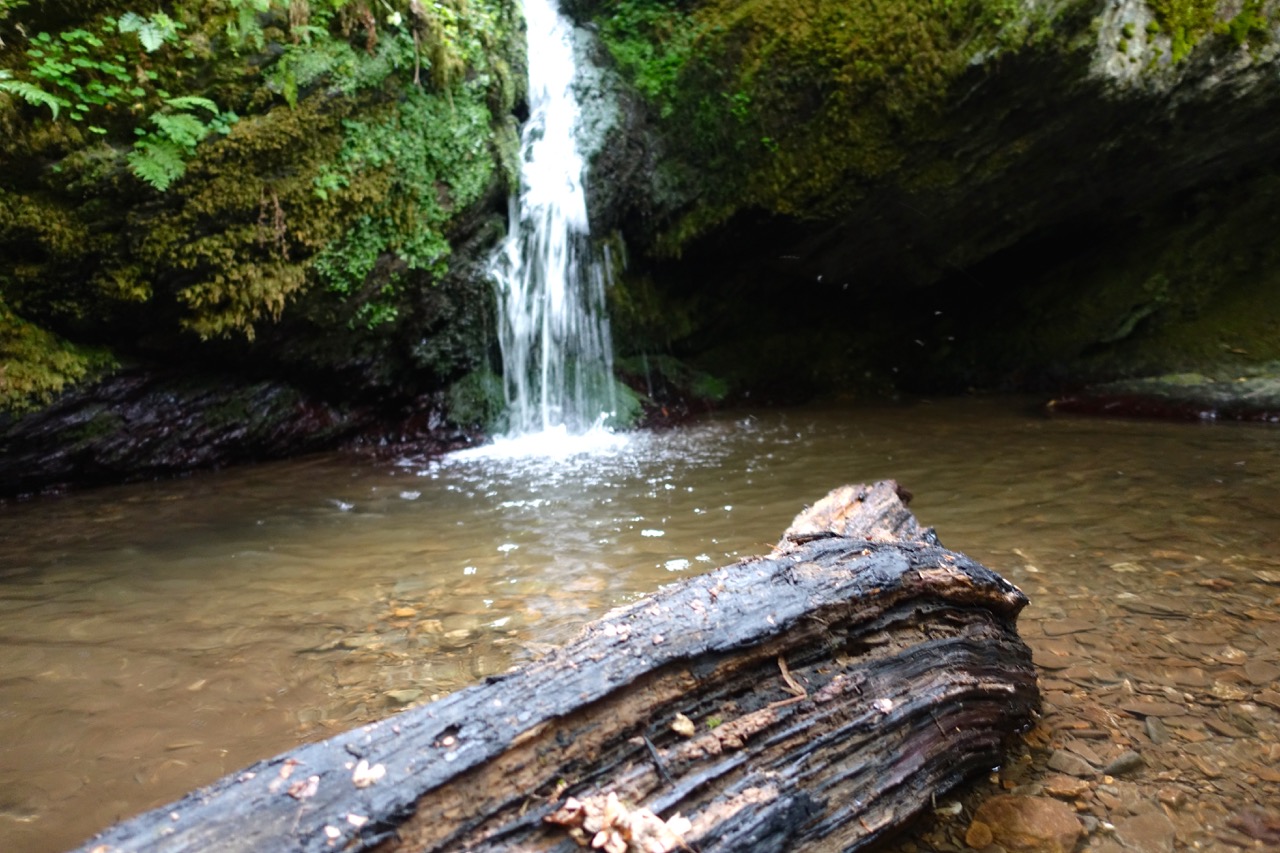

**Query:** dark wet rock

left=1120, top=701, right=1187, bottom=719
left=1228, top=807, right=1280, bottom=844
left=1103, top=750, right=1146, bottom=777
left=1114, top=812, right=1176, bottom=853
left=0, top=368, right=474, bottom=497
left=970, top=795, right=1082, bottom=853
left=0, top=370, right=359, bottom=496
left=1049, top=370, right=1280, bottom=424
left=1243, top=660, right=1280, bottom=686
left=566, top=0, right=1280, bottom=403
left=1143, top=717, right=1171, bottom=745
left=1047, top=749, right=1096, bottom=778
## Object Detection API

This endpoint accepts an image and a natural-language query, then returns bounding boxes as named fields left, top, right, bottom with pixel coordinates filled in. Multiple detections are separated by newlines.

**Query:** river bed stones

left=881, top=543, right=1280, bottom=853
left=969, top=795, right=1082, bottom=853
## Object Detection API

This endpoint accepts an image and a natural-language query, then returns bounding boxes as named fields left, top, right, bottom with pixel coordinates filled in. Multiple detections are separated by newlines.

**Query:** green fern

left=117, top=10, right=182, bottom=53
left=0, top=73, right=68, bottom=120
left=150, top=112, right=211, bottom=149
left=226, top=0, right=270, bottom=51
left=116, top=12, right=148, bottom=36
left=127, top=98, right=238, bottom=191
left=127, top=138, right=187, bottom=190
left=164, top=95, right=220, bottom=114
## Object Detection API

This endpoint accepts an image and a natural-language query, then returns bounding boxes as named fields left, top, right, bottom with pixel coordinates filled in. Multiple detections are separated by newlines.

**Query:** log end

left=776, top=481, right=934, bottom=552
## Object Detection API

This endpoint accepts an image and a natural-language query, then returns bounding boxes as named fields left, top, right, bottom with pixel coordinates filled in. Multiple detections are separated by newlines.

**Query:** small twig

left=778, top=655, right=808, bottom=698
left=641, top=734, right=673, bottom=786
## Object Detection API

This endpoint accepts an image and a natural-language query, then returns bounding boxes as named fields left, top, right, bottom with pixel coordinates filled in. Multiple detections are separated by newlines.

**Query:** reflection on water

left=1, top=398, right=1278, bottom=851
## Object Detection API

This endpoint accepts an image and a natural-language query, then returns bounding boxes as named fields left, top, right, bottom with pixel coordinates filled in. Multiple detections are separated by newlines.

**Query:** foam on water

left=449, top=421, right=631, bottom=464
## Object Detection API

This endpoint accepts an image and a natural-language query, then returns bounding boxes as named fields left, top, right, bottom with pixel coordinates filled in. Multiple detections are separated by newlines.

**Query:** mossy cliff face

left=0, top=0, right=523, bottom=491
left=572, top=0, right=1280, bottom=399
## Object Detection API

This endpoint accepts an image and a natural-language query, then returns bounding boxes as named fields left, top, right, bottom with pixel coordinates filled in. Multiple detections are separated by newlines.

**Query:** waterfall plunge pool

left=1, top=398, right=1279, bottom=851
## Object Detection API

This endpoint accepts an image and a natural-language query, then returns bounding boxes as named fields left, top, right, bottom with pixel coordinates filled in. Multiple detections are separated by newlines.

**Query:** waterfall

left=489, top=0, right=617, bottom=438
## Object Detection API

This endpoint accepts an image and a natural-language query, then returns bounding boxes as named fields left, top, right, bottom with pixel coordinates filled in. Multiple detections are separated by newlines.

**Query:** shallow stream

left=2, top=398, right=1278, bottom=852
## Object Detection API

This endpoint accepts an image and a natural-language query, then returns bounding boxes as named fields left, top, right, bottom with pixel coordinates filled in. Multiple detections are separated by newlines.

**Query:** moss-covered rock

left=573, top=0, right=1280, bottom=399
left=0, top=369, right=377, bottom=495
left=0, top=297, right=117, bottom=412
left=0, top=0, right=524, bottom=490
left=0, top=0, right=520, bottom=395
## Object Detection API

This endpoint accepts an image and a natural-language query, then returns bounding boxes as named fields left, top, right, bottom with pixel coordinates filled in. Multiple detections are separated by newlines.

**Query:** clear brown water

left=2, top=397, right=1278, bottom=852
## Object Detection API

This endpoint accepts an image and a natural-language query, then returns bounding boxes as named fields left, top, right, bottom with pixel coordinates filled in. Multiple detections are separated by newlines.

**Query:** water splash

left=488, top=0, right=617, bottom=441
left=450, top=418, right=630, bottom=464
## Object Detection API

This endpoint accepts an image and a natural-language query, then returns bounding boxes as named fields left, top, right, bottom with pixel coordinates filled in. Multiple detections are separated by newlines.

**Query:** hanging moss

left=0, top=0, right=521, bottom=411
left=136, top=97, right=358, bottom=339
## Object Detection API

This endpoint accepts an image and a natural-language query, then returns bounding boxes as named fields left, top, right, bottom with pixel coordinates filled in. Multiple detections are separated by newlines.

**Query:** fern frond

left=164, top=95, right=219, bottom=115
left=127, top=139, right=186, bottom=191
left=118, top=11, right=172, bottom=52
left=0, top=79, right=67, bottom=120
left=138, top=25, right=165, bottom=52
left=150, top=112, right=210, bottom=149
left=116, top=11, right=147, bottom=34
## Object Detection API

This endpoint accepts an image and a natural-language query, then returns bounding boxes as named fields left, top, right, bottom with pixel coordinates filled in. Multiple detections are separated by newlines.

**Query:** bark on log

left=76, top=481, right=1039, bottom=853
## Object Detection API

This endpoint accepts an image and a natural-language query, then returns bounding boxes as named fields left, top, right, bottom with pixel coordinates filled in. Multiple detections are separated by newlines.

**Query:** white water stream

left=487, top=0, right=618, bottom=444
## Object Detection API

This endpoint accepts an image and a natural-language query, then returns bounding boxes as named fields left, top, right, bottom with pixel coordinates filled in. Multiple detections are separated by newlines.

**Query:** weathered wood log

left=77, top=481, right=1038, bottom=853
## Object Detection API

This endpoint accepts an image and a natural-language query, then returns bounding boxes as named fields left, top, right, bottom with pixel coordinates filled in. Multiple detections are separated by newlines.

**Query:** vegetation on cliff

left=585, top=0, right=1273, bottom=253
left=576, top=0, right=1279, bottom=402
left=3, top=0, right=1278, bottom=489
left=0, top=0, right=521, bottom=413
left=586, top=0, right=1064, bottom=250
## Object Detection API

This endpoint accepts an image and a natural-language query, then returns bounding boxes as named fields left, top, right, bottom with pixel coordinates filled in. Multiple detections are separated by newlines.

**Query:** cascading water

left=488, top=0, right=617, bottom=440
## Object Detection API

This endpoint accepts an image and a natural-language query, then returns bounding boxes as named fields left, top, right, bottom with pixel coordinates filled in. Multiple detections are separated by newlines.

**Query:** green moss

left=446, top=368, right=506, bottom=431
left=313, top=84, right=497, bottom=328
left=595, top=0, right=1058, bottom=252
left=135, top=98, right=353, bottom=339
left=63, top=408, right=126, bottom=444
left=1216, top=0, right=1271, bottom=49
left=607, top=267, right=697, bottom=353
left=1, top=0, right=519, bottom=392
left=1145, top=0, right=1219, bottom=61
left=0, top=298, right=116, bottom=412
left=615, top=353, right=728, bottom=405
left=606, top=378, right=646, bottom=428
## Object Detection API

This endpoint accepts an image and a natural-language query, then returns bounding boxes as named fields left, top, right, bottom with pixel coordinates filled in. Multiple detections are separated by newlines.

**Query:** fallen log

left=77, top=481, right=1038, bottom=853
